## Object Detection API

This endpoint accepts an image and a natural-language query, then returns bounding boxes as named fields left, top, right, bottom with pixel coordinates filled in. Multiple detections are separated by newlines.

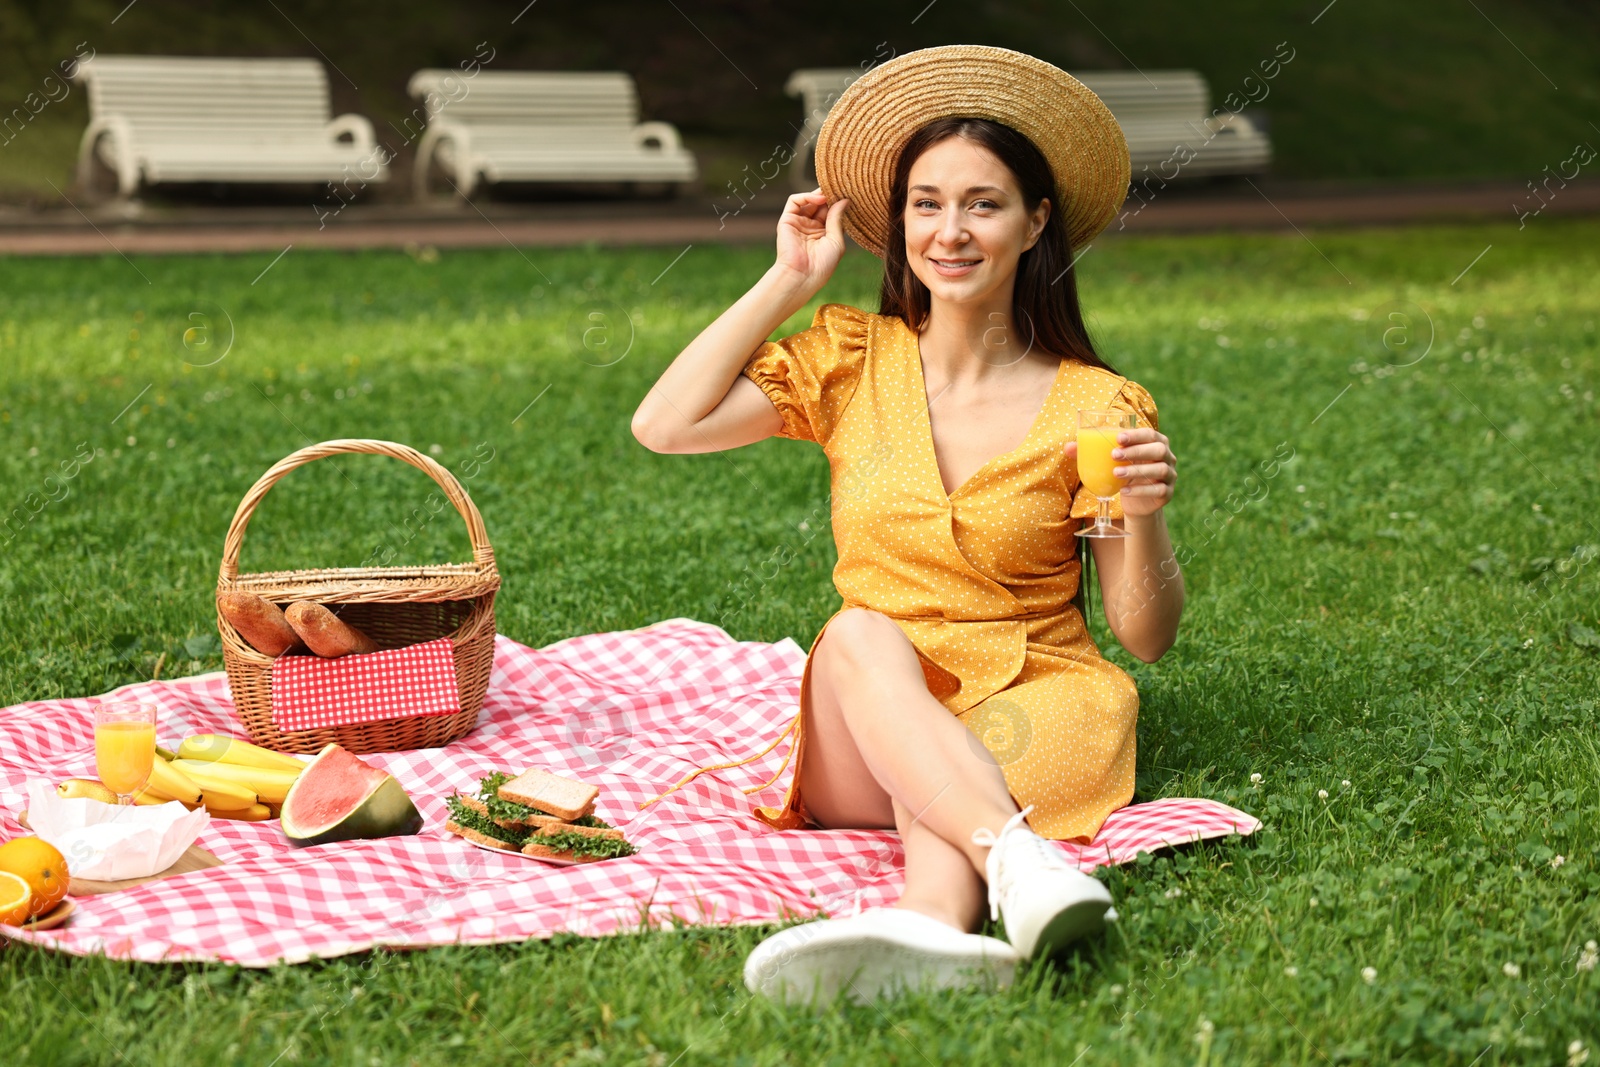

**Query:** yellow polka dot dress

left=740, top=302, right=1158, bottom=843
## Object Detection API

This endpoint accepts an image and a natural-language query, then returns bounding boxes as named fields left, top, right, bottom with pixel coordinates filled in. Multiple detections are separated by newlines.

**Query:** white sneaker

left=744, top=906, right=1019, bottom=1005
left=972, top=806, right=1113, bottom=959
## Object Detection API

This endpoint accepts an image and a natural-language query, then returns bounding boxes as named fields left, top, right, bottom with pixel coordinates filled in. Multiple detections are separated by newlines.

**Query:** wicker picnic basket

left=216, top=439, right=499, bottom=754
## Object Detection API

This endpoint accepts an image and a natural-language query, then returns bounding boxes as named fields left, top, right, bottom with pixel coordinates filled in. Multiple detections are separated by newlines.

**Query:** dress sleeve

left=741, top=302, right=872, bottom=445
left=1070, top=377, right=1161, bottom=521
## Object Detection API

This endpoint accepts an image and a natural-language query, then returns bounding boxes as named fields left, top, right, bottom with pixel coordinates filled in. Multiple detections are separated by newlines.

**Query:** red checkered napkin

left=269, top=637, right=459, bottom=733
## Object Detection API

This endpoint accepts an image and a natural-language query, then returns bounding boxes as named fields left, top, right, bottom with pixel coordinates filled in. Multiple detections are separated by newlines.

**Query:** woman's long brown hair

left=876, top=115, right=1122, bottom=618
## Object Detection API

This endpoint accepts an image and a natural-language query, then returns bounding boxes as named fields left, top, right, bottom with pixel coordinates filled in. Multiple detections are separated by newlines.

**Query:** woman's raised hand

left=774, top=189, right=849, bottom=294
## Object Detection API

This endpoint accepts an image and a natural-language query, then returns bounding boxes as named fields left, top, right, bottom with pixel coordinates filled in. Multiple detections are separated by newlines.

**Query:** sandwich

left=444, top=769, right=636, bottom=863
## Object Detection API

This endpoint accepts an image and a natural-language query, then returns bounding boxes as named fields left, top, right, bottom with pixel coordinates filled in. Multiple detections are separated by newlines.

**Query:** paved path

left=1, top=177, right=1594, bottom=256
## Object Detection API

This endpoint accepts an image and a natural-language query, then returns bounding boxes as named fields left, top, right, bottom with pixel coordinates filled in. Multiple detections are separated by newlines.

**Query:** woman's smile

left=928, top=255, right=982, bottom=277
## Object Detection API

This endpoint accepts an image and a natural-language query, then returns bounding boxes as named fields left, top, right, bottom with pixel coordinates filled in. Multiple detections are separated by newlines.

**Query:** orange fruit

left=0, top=836, right=70, bottom=918
left=0, top=870, right=32, bottom=926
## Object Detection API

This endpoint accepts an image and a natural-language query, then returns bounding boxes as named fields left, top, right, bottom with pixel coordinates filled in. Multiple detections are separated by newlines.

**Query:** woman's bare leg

left=892, top=798, right=988, bottom=931
left=798, top=608, right=1019, bottom=928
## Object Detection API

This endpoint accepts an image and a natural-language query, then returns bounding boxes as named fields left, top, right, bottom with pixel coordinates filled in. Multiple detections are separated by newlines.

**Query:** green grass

left=2, top=220, right=1599, bottom=1064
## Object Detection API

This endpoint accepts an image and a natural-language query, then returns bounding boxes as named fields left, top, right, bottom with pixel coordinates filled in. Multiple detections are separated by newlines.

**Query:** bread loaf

left=284, top=601, right=380, bottom=658
left=217, top=591, right=304, bottom=657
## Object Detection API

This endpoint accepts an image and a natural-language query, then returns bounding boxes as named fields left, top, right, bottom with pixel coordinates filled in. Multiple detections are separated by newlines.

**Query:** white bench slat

left=1071, top=71, right=1211, bottom=120
left=412, top=72, right=641, bottom=125
left=1122, top=116, right=1271, bottom=177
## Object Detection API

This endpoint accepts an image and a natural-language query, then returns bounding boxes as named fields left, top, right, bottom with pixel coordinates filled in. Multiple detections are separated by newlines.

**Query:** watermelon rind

left=281, top=744, right=424, bottom=848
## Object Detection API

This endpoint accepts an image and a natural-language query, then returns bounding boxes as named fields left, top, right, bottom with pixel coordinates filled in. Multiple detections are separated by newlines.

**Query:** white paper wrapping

left=24, top=779, right=210, bottom=881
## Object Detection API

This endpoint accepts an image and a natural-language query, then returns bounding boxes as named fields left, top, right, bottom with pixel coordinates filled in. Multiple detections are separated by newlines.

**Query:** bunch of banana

left=130, top=734, right=306, bottom=822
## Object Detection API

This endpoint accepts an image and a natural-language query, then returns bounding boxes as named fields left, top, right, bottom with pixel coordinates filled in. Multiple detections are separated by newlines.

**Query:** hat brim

left=814, top=45, right=1130, bottom=259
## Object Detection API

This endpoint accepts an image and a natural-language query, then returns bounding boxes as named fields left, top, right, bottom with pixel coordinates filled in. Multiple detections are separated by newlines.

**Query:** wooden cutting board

left=18, top=810, right=224, bottom=895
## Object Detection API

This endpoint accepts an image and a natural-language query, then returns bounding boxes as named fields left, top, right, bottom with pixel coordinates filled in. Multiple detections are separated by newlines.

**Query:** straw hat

left=813, top=44, right=1130, bottom=259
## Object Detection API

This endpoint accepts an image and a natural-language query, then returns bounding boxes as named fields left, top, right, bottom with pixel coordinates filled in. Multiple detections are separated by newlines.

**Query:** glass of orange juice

left=94, top=701, right=157, bottom=806
left=1075, top=409, right=1138, bottom=540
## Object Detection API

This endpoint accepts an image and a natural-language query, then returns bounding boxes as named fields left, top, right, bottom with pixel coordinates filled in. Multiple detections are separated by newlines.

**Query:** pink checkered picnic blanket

left=271, top=636, right=460, bottom=733
left=0, top=619, right=1259, bottom=966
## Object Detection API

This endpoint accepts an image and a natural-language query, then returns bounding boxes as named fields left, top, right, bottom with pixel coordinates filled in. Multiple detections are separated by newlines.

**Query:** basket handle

left=219, top=438, right=495, bottom=581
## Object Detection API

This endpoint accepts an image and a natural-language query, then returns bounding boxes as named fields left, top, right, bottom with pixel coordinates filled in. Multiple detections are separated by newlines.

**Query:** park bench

left=784, top=67, right=1271, bottom=191
left=1072, top=70, right=1271, bottom=182
left=406, top=70, right=698, bottom=200
left=71, top=55, right=388, bottom=199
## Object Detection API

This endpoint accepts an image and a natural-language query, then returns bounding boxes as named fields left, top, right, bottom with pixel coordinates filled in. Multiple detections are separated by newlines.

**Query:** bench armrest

left=413, top=121, right=474, bottom=200
left=77, top=116, right=139, bottom=198
left=633, top=121, right=683, bottom=153
left=326, top=113, right=377, bottom=151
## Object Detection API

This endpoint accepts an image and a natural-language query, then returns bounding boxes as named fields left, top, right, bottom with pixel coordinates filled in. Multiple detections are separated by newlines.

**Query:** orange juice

left=95, top=720, right=156, bottom=796
left=1076, top=426, right=1126, bottom=497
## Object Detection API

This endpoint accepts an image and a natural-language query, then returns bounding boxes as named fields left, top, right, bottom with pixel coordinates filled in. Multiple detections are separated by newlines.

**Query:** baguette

left=496, top=768, right=598, bottom=822
left=217, top=591, right=304, bottom=657
left=285, top=601, right=380, bottom=658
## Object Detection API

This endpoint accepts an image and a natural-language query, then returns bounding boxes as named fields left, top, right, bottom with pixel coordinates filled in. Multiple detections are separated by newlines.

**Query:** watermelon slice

left=280, top=744, right=423, bottom=847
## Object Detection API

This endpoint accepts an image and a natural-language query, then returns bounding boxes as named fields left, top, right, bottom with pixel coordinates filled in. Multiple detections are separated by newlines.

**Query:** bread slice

left=496, top=768, right=598, bottom=822
left=551, top=822, right=625, bottom=841
left=444, top=819, right=520, bottom=853
left=521, top=839, right=604, bottom=863
left=454, top=795, right=581, bottom=834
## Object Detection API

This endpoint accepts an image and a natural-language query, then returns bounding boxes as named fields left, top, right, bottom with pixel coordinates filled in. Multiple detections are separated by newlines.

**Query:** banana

left=175, top=763, right=259, bottom=809
left=57, top=778, right=118, bottom=804
left=193, top=774, right=259, bottom=807
left=170, top=758, right=301, bottom=805
left=205, top=800, right=273, bottom=821
left=146, top=757, right=203, bottom=805
left=199, top=786, right=259, bottom=810
left=155, top=744, right=178, bottom=761
left=176, top=734, right=306, bottom=773
left=134, top=787, right=183, bottom=806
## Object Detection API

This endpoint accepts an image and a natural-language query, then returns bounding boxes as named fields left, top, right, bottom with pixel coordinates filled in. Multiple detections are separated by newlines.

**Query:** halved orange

left=0, top=836, right=70, bottom=918
left=0, top=870, right=32, bottom=926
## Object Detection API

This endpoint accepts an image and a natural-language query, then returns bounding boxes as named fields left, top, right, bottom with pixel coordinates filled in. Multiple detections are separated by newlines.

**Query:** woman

left=632, top=46, right=1183, bottom=1003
